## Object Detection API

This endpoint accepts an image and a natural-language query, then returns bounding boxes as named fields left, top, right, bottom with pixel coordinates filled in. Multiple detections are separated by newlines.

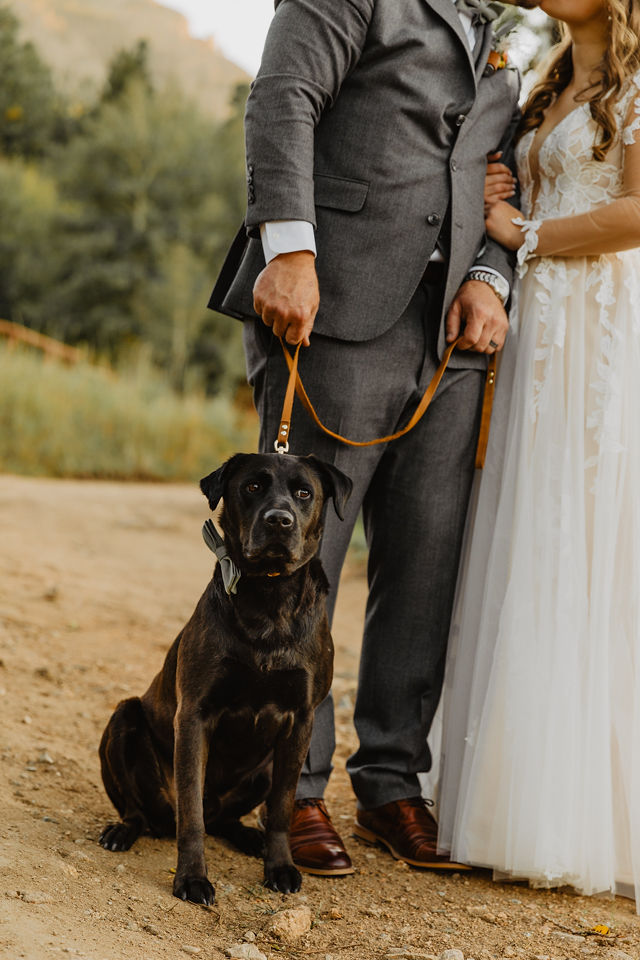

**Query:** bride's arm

left=533, top=133, right=640, bottom=256
left=487, top=92, right=640, bottom=257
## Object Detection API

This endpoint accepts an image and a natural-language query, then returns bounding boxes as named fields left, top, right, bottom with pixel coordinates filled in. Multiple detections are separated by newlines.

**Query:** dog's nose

left=264, top=508, right=295, bottom=529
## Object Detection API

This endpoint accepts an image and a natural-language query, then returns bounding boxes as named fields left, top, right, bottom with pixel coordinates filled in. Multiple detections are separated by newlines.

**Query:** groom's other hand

left=446, top=280, right=509, bottom=353
left=253, top=251, right=320, bottom=347
left=485, top=151, right=517, bottom=215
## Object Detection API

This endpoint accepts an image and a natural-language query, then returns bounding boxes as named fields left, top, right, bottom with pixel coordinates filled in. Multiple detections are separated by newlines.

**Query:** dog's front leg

left=173, top=707, right=215, bottom=905
left=263, top=713, right=313, bottom=893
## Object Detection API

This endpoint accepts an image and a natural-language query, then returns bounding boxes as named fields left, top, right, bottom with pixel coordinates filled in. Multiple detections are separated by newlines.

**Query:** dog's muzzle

left=264, top=508, right=295, bottom=530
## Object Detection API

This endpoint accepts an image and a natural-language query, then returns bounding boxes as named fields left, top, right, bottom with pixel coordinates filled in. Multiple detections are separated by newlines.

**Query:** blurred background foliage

left=0, top=3, right=554, bottom=480
left=0, top=5, right=248, bottom=399
left=0, top=4, right=254, bottom=477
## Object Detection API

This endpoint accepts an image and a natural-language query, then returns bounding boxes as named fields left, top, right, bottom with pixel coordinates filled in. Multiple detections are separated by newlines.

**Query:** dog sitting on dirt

left=98, top=452, right=352, bottom=905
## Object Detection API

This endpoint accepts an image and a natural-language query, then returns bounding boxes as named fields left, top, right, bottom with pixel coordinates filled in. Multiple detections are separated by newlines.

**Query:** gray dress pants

left=243, top=278, right=484, bottom=809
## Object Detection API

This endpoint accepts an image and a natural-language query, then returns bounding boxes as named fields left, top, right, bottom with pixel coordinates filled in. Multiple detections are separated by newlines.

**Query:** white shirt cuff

left=260, top=221, right=317, bottom=264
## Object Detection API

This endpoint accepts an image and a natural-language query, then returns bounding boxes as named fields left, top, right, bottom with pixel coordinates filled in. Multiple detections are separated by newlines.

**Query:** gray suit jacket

left=210, top=0, right=520, bottom=359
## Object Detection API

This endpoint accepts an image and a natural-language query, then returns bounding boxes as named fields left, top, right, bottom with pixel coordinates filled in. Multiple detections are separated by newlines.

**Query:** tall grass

left=0, top=344, right=258, bottom=480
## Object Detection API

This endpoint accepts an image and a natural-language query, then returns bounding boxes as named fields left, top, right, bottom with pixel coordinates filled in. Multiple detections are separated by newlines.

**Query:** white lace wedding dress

left=437, top=72, right=640, bottom=903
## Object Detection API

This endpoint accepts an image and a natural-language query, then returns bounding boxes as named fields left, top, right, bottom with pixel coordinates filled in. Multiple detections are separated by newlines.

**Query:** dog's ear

left=200, top=455, right=244, bottom=511
left=305, top=456, right=353, bottom=521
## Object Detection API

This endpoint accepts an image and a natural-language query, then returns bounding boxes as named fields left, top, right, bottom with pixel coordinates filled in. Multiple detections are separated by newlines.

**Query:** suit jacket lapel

left=474, top=22, right=494, bottom=81
left=422, top=0, right=477, bottom=84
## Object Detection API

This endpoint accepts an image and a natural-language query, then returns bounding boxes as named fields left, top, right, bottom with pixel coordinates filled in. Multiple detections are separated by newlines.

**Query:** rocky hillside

left=6, top=0, right=250, bottom=118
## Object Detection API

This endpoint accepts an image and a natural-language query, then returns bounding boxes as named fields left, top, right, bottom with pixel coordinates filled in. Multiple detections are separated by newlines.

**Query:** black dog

left=98, top=453, right=352, bottom=904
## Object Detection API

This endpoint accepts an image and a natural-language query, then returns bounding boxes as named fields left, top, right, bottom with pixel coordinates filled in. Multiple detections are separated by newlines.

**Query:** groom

left=211, top=0, right=532, bottom=874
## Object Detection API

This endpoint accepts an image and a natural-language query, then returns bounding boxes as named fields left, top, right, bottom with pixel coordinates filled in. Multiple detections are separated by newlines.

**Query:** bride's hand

left=484, top=151, right=516, bottom=215
left=485, top=200, right=525, bottom=251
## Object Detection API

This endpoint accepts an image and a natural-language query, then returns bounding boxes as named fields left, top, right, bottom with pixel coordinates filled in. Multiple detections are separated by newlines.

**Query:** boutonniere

left=485, top=49, right=508, bottom=74
left=483, top=7, right=521, bottom=76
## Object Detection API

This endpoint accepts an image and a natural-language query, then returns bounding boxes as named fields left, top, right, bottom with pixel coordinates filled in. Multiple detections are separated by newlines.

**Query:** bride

left=437, top=0, right=640, bottom=902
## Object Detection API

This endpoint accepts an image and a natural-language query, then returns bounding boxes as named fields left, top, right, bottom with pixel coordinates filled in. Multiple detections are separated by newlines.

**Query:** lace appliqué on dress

left=622, top=74, right=640, bottom=146
left=529, top=259, right=579, bottom=424
left=585, top=259, right=626, bottom=480
left=513, top=217, right=542, bottom=277
left=514, top=69, right=640, bottom=440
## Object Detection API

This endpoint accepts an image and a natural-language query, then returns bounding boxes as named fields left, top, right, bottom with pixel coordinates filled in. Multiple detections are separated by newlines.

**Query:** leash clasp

left=274, top=418, right=290, bottom=454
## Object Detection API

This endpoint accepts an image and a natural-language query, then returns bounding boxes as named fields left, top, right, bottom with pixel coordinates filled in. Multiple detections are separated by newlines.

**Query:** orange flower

left=486, top=50, right=508, bottom=74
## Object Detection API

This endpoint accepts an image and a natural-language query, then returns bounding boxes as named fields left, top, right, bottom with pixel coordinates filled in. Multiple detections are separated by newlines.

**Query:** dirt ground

left=1, top=474, right=639, bottom=960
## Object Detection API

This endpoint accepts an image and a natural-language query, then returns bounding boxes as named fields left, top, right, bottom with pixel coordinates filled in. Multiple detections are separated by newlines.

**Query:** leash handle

left=275, top=336, right=498, bottom=468
left=275, top=340, right=302, bottom=453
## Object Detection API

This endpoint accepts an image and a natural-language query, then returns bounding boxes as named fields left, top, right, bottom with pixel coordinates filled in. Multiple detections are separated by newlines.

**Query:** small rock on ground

left=551, top=930, right=585, bottom=943
left=224, top=945, right=267, bottom=960
left=439, top=951, right=465, bottom=960
left=19, top=891, right=52, bottom=904
left=386, top=950, right=437, bottom=960
left=267, top=905, right=312, bottom=942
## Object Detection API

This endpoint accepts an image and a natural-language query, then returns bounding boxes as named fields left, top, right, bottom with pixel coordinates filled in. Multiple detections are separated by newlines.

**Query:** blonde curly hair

left=519, top=0, right=640, bottom=160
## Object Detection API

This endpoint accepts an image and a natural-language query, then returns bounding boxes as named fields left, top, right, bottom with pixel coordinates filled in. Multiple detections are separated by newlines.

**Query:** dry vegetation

left=0, top=345, right=257, bottom=480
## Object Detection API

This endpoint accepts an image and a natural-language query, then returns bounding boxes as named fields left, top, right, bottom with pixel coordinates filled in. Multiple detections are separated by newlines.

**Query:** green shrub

left=0, top=344, right=258, bottom=480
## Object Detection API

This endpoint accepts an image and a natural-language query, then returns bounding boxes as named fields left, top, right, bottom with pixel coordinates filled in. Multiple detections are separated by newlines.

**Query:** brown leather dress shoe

left=353, top=797, right=471, bottom=870
left=289, top=799, right=355, bottom=876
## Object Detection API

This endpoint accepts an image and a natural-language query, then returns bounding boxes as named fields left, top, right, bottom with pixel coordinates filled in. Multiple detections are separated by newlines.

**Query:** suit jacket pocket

left=313, top=174, right=369, bottom=212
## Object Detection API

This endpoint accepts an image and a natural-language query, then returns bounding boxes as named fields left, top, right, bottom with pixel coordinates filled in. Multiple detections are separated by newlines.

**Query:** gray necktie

left=455, top=0, right=500, bottom=24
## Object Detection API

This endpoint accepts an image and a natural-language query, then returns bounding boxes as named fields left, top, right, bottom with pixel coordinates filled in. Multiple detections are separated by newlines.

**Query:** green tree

left=191, top=84, right=250, bottom=396
left=0, top=5, right=67, bottom=157
left=0, top=25, right=254, bottom=398
left=0, top=157, right=64, bottom=323
left=46, top=58, right=248, bottom=394
left=101, top=39, right=153, bottom=104
left=133, top=240, right=212, bottom=393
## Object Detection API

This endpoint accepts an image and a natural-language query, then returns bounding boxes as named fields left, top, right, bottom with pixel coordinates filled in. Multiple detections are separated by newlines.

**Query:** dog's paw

left=264, top=863, right=302, bottom=894
left=98, top=822, right=139, bottom=852
left=172, top=874, right=215, bottom=906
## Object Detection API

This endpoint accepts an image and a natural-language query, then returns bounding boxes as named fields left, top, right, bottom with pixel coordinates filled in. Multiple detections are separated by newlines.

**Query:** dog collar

left=202, top=519, right=241, bottom=596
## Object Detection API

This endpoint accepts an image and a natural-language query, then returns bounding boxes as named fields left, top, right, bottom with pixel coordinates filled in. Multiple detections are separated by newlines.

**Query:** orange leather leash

left=275, top=336, right=497, bottom=470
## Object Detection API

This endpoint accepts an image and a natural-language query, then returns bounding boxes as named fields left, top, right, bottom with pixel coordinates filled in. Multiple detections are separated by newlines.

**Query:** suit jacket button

left=427, top=213, right=441, bottom=226
left=455, top=114, right=466, bottom=126
left=248, top=164, right=255, bottom=174
left=450, top=159, right=458, bottom=172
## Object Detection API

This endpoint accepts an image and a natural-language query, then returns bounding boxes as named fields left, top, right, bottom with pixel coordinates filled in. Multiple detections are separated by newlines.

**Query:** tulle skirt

left=437, top=251, right=640, bottom=904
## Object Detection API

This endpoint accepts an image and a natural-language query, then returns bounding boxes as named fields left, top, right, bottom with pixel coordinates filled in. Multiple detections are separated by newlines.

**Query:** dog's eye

left=246, top=482, right=261, bottom=494
left=295, top=488, right=311, bottom=500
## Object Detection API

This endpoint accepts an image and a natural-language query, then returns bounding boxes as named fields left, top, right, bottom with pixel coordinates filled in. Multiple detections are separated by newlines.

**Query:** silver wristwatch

left=466, top=269, right=510, bottom=306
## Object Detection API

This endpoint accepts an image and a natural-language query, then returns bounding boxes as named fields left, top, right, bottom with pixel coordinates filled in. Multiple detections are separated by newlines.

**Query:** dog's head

left=200, top=453, right=353, bottom=577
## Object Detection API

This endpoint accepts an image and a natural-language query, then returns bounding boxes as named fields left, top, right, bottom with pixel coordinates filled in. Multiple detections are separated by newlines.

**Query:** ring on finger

left=489, top=339, right=499, bottom=349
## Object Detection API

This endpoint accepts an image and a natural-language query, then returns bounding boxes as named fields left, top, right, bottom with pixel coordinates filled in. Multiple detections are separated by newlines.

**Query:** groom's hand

left=446, top=280, right=509, bottom=353
left=253, top=251, right=320, bottom=347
